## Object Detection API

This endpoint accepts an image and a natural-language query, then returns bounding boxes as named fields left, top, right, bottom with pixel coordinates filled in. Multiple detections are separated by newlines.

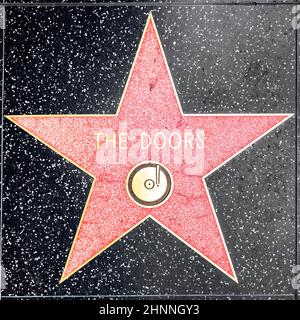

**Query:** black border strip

left=1, top=2, right=300, bottom=7
left=295, top=11, right=298, bottom=301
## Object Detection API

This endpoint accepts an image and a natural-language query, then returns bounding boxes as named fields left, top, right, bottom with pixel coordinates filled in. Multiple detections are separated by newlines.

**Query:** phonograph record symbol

left=6, top=13, right=292, bottom=283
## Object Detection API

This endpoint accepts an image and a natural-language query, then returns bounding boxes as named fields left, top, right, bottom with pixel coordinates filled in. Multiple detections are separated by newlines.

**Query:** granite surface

left=0, top=4, right=298, bottom=299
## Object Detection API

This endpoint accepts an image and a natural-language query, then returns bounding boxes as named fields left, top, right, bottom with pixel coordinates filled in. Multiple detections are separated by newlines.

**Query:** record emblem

left=126, top=162, right=173, bottom=208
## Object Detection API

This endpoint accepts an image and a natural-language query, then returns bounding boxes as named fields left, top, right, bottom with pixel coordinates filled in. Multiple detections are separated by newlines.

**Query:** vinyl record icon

left=126, top=162, right=173, bottom=208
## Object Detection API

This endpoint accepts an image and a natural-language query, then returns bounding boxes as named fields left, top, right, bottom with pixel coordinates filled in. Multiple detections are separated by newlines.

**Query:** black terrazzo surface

left=0, top=4, right=298, bottom=299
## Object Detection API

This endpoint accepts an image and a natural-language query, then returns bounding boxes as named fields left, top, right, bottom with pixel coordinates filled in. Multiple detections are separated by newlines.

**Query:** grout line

left=0, top=16, right=5, bottom=301
left=0, top=294, right=295, bottom=299
left=296, top=22, right=299, bottom=302
left=0, top=2, right=299, bottom=7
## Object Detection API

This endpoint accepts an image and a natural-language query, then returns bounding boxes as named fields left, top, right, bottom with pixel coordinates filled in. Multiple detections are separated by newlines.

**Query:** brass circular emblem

left=126, top=162, right=173, bottom=208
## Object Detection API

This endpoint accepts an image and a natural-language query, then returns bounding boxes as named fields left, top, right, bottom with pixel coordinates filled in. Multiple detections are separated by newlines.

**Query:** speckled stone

left=1, top=5, right=297, bottom=299
left=297, top=27, right=300, bottom=299
left=3, top=0, right=298, bottom=4
left=0, top=29, right=3, bottom=293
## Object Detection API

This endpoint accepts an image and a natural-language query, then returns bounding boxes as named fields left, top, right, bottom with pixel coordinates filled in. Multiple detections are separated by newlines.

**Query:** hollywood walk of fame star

left=6, top=13, right=292, bottom=283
